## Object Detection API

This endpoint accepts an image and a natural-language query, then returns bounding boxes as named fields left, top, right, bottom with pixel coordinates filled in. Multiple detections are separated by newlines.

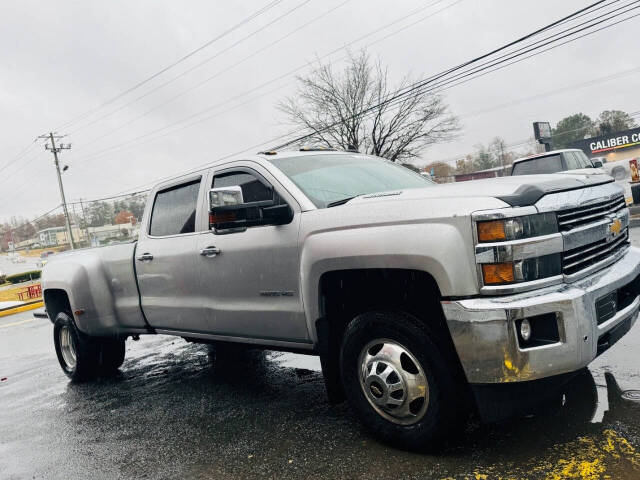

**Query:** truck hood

left=346, top=172, right=614, bottom=208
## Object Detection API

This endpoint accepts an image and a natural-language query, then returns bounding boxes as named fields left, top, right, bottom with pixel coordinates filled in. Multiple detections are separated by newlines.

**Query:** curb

left=0, top=300, right=45, bottom=318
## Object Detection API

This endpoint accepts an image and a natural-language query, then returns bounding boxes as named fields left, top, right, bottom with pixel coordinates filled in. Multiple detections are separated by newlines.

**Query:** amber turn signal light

left=210, top=211, right=237, bottom=224
left=482, top=262, right=515, bottom=284
left=477, top=220, right=506, bottom=242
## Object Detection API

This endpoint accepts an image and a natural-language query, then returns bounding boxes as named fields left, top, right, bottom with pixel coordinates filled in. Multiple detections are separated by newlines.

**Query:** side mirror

left=209, top=186, right=244, bottom=209
left=208, top=186, right=292, bottom=232
left=592, top=160, right=603, bottom=168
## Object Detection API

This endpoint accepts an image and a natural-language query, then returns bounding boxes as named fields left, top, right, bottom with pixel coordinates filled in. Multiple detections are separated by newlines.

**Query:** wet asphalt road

left=2, top=240, right=640, bottom=479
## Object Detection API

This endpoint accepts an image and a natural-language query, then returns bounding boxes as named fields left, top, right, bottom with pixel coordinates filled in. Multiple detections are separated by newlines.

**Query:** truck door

left=195, top=165, right=309, bottom=342
left=135, top=175, right=205, bottom=332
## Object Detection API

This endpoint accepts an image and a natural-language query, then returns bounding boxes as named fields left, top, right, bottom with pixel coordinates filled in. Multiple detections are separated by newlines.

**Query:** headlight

left=477, top=213, right=558, bottom=243
left=481, top=254, right=561, bottom=285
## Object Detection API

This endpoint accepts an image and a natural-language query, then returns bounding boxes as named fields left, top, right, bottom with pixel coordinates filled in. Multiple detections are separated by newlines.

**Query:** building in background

left=568, top=126, right=640, bottom=163
left=38, top=226, right=67, bottom=247
left=86, top=221, right=138, bottom=246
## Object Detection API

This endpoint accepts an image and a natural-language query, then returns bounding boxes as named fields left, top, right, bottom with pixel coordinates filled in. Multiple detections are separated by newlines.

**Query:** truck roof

left=151, top=149, right=364, bottom=191
left=255, top=148, right=357, bottom=159
left=512, top=149, right=583, bottom=165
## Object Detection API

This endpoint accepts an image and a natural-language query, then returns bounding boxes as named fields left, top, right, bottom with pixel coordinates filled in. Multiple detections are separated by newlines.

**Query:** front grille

left=562, top=228, right=629, bottom=275
left=557, top=195, right=626, bottom=231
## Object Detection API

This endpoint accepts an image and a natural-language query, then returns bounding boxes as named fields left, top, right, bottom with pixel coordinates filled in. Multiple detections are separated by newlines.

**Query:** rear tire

left=53, top=312, right=126, bottom=382
left=340, top=310, right=462, bottom=450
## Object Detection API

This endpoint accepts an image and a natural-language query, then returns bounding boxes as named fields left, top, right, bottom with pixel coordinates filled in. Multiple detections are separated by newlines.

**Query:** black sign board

left=533, top=122, right=552, bottom=140
left=568, top=126, right=640, bottom=156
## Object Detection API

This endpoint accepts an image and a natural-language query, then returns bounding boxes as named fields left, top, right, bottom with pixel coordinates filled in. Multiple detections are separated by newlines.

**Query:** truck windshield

left=512, top=155, right=563, bottom=175
left=267, top=154, right=433, bottom=208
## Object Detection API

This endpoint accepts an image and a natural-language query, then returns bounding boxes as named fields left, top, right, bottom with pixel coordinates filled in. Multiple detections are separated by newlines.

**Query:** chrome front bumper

left=442, top=246, right=640, bottom=384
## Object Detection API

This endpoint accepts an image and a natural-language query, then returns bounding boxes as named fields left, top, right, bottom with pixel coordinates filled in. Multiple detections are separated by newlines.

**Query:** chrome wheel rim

left=358, top=338, right=429, bottom=425
left=59, top=326, right=77, bottom=370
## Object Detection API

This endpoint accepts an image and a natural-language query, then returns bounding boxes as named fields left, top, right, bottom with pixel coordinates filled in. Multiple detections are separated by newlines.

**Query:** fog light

left=520, top=319, right=532, bottom=342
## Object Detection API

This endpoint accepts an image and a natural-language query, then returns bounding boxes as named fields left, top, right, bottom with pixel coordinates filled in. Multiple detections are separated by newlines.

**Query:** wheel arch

left=314, top=267, right=466, bottom=404
left=43, top=288, right=72, bottom=323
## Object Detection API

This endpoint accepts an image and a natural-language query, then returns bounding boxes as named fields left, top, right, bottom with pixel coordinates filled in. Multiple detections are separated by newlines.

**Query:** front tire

left=53, top=312, right=125, bottom=382
left=340, top=311, right=461, bottom=450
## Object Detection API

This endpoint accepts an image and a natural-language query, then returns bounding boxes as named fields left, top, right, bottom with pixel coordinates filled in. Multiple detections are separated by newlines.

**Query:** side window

left=149, top=179, right=201, bottom=236
left=575, top=151, right=592, bottom=168
left=212, top=171, right=278, bottom=203
left=564, top=152, right=581, bottom=170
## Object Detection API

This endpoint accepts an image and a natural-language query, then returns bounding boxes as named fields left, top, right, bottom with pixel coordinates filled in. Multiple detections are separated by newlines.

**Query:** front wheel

left=340, top=311, right=462, bottom=450
left=53, top=312, right=126, bottom=382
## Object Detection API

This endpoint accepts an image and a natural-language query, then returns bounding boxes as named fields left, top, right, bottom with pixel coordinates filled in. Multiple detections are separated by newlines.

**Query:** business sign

left=568, top=126, right=640, bottom=155
left=533, top=122, right=552, bottom=140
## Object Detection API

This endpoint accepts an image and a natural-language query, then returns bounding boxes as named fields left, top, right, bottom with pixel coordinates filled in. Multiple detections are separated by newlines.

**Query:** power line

left=69, top=0, right=352, bottom=150
left=437, top=110, right=640, bottom=166
left=269, top=0, right=638, bottom=150
left=0, top=204, right=63, bottom=236
left=67, top=0, right=629, bottom=194
left=418, top=0, right=640, bottom=98
left=0, top=138, right=40, bottom=175
left=55, top=0, right=286, bottom=131
left=67, top=0, right=464, bottom=164
left=68, top=0, right=327, bottom=137
left=6, top=0, right=635, bottom=219
left=67, top=0, right=450, bottom=140
left=459, top=65, right=640, bottom=119
left=39, top=133, right=76, bottom=249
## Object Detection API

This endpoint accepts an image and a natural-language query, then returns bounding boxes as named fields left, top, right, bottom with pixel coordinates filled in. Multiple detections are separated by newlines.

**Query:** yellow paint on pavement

left=0, top=301, right=44, bottom=318
left=448, top=429, right=640, bottom=480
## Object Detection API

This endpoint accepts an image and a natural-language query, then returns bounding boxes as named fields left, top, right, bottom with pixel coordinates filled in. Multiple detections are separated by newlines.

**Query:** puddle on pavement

left=267, top=351, right=322, bottom=372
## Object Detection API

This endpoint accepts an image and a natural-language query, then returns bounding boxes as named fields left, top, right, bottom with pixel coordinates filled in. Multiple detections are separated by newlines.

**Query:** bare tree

left=278, top=50, right=459, bottom=162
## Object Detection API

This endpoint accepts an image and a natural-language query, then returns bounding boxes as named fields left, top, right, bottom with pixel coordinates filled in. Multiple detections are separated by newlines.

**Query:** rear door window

left=149, top=179, right=201, bottom=236
left=512, top=155, right=563, bottom=175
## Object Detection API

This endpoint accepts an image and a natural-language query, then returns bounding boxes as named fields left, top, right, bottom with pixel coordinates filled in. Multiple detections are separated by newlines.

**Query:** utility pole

left=40, top=132, right=75, bottom=250
left=79, top=199, right=91, bottom=247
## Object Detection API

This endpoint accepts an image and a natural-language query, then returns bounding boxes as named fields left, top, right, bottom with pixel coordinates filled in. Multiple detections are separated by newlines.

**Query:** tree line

left=552, top=110, right=637, bottom=149
left=0, top=196, right=146, bottom=250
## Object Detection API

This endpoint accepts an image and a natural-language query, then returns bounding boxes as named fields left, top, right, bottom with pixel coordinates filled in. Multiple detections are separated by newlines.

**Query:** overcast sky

left=1, top=0, right=638, bottom=219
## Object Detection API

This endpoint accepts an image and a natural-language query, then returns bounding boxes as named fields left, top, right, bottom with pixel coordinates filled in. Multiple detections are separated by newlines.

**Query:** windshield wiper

left=327, top=195, right=361, bottom=208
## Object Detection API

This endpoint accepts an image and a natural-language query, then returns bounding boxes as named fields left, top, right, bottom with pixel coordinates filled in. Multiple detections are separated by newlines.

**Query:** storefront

left=568, top=126, right=640, bottom=163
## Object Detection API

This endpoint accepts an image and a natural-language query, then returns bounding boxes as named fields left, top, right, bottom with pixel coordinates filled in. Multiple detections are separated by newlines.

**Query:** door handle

left=200, top=246, right=221, bottom=258
left=136, top=253, right=154, bottom=262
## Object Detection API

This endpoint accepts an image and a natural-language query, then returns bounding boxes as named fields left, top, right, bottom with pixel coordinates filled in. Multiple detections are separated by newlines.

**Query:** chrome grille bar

left=557, top=196, right=626, bottom=231
left=562, top=229, right=629, bottom=275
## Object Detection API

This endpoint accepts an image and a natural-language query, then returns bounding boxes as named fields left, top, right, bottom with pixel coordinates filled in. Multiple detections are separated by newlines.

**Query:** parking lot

left=1, top=237, right=640, bottom=479
left=0, top=253, right=41, bottom=277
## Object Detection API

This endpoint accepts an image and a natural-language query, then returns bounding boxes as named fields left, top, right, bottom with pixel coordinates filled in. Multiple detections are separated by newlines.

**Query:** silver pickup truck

left=42, top=150, right=639, bottom=449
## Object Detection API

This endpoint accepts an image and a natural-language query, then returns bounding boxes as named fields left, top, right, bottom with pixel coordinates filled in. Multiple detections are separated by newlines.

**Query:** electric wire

left=54, top=0, right=286, bottom=131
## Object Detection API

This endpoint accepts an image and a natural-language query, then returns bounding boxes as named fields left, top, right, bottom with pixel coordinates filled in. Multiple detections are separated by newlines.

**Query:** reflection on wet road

left=2, top=240, right=640, bottom=478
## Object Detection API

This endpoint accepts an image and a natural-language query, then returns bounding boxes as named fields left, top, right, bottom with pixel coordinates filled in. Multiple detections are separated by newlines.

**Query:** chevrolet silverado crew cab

left=42, top=150, right=639, bottom=449
left=511, top=148, right=602, bottom=176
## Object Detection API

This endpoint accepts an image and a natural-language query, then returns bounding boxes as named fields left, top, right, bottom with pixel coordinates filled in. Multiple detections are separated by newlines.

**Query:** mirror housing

left=209, top=186, right=244, bottom=208
left=208, top=186, right=292, bottom=232
left=592, top=160, right=603, bottom=168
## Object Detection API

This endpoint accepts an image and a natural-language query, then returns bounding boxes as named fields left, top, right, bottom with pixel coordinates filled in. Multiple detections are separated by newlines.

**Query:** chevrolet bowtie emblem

left=609, top=218, right=622, bottom=236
